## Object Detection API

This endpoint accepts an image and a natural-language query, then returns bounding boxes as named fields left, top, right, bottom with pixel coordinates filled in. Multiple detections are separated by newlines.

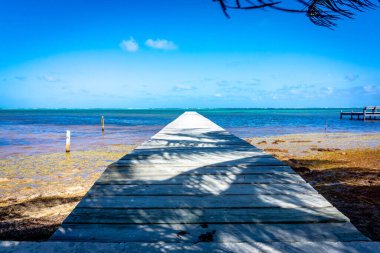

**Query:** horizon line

left=0, top=107, right=366, bottom=110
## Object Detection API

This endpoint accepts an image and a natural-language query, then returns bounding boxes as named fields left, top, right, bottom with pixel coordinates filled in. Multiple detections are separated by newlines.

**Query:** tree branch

left=214, top=0, right=378, bottom=27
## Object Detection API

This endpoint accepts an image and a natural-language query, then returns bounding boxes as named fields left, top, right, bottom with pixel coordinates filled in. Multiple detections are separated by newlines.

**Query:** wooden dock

left=340, top=106, right=380, bottom=120
left=45, top=111, right=373, bottom=249
left=4, top=111, right=377, bottom=252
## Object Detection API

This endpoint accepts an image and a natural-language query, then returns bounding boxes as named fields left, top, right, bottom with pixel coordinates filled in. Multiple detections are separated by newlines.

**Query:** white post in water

left=101, top=116, right=105, bottom=132
left=66, top=130, right=71, bottom=153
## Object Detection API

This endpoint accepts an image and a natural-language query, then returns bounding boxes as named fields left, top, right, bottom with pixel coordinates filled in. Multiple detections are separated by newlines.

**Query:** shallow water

left=1, top=108, right=379, bottom=157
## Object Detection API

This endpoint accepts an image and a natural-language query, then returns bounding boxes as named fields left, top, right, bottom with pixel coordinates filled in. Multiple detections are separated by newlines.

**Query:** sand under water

left=0, top=144, right=134, bottom=240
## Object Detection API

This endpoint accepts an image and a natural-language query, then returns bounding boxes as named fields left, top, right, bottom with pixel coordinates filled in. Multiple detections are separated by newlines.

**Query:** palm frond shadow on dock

left=49, top=112, right=369, bottom=250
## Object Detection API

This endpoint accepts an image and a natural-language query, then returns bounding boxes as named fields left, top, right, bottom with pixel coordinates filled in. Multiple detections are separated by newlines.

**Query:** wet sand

left=0, top=144, right=134, bottom=240
left=1, top=132, right=379, bottom=241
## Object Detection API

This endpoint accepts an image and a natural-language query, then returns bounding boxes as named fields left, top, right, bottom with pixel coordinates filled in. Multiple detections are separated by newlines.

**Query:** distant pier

left=340, top=106, right=380, bottom=120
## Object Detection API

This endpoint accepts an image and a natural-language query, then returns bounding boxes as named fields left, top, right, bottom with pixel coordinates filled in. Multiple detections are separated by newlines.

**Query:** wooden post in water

left=101, top=116, right=105, bottom=132
left=66, top=130, right=71, bottom=153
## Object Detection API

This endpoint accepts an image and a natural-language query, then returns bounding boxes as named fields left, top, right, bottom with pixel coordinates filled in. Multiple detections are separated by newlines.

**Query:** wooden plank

left=152, top=132, right=242, bottom=138
left=150, top=138, right=245, bottom=144
left=123, top=241, right=378, bottom=253
left=151, top=135, right=245, bottom=142
left=87, top=183, right=317, bottom=196
left=137, top=142, right=254, bottom=148
left=113, top=157, right=285, bottom=166
left=65, top=207, right=348, bottom=224
left=95, top=173, right=305, bottom=185
left=131, top=147, right=262, bottom=154
left=107, top=162, right=287, bottom=170
left=119, top=153, right=274, bottom=161
left=2, top=241, right=380, bottom=253
left=50, top=222, right=368, bottom=243
left=118, top=155, right=274, bottom=164
left=127, top=150, right=268, bottom=158
left=76, top=194, right=332, bottom=209
left=103, top=165, right=296, bottom=176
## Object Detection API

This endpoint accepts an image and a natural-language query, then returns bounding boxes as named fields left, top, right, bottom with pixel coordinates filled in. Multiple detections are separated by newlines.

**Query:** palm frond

left=214, top=0, right=378, bottom=27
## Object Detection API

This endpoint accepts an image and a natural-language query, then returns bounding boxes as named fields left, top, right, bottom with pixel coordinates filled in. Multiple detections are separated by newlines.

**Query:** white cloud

left=145, top=39, right=177, bottom=50
left=363, top=85, right=380, bottom=94
left=214, top=93, right=223, bottom=97
left=38, top=75, right=60, bottom=82
left=120, top=37, right=139, bottom=52
left=172, top=84, right=196, bottom=91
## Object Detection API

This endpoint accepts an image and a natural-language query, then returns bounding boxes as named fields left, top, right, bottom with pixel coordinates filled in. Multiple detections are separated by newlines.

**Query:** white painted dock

left=2, top=111, right=378, bottom=252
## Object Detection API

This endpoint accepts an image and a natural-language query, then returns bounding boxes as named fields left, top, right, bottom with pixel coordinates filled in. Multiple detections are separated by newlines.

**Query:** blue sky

left=0, top=0, right=379, bottom=108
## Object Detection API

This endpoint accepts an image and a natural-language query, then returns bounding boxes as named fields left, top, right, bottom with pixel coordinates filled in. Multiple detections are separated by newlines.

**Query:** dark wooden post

left=101, top=116, right=105, bottom=132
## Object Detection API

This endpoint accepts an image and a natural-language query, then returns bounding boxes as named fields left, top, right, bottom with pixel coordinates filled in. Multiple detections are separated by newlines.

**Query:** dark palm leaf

left=214, top=0, right=378, bottom=28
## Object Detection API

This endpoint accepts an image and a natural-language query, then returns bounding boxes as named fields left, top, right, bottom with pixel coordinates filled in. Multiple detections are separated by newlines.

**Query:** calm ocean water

left=1, top=108, right=379, bottom=157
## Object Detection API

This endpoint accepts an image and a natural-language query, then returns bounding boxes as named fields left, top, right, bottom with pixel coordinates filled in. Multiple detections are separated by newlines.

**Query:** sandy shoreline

left=247, top=132, right=380, bottom=241
left=1, top=132, right=379, bottom=241
left=0, top=144, right=134, bottom=240
left=246, top=132, right=380, bottom=157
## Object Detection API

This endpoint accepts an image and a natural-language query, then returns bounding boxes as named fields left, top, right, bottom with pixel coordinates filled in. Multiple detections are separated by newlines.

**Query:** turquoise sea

left=1, top=108, right=379, bottom=157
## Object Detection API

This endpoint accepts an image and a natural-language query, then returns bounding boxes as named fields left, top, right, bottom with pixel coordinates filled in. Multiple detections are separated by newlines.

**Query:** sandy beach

left=247, top=132, right=380, bottom=241
left=0, top=132, right=379, bottom=241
